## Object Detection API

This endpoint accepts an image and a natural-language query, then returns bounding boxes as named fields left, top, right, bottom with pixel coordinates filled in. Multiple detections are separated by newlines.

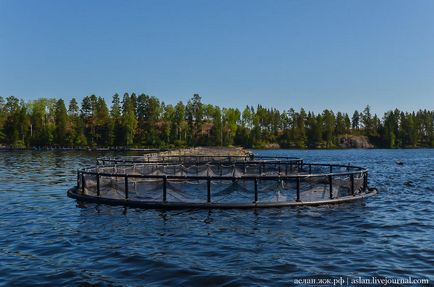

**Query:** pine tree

left=54, top=99, right=68, bottom=145
left=110, top=94, right=123, bottom=146
left=121, top=93, right=137, bottom=146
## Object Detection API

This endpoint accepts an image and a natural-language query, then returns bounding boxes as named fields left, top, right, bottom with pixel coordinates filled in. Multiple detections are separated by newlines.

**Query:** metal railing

left=74, top=161, right=369, bottom=206
left=96, top=155, right=303, bottom=166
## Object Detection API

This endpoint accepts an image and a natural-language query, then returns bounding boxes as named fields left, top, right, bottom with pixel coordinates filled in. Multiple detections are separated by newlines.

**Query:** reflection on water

left=0, top=149, right=433, bottom=286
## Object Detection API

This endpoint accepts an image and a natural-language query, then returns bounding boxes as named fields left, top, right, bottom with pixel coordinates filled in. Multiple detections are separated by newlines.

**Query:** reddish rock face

left=338, top=135, right=374, bottom=149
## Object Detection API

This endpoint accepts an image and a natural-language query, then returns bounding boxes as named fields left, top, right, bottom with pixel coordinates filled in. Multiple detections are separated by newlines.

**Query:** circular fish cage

left=67, top=154, right=377, bottom=209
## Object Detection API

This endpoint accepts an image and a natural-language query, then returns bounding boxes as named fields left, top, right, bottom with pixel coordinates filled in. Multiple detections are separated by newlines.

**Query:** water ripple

left=0, top=149, right=433, bottom=285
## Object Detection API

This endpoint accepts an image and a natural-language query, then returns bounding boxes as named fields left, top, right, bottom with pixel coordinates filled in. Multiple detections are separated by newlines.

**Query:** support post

left=163, top=176, right=167, bottom=202
left=232, top=165, right=236, bottom=182
left=77, top=169, right=80, bottom=187
left=296, top=177, right=300, bottom=202
left=254, top=178, right=258, bottom=203
left=125, top=175, right=129, bottom=199
left=363, top=172, right=368, bottom=191
left=207, top=178, right=211, bottom=203
left=81, top=173, right=85, bottom=194
left=329, top=175, right=333, bottom=199
left=309, top=164, right=312, bottom=174
left=96, top=174, right=100, bottom=197
left=350, top=174, right=355, bottom=195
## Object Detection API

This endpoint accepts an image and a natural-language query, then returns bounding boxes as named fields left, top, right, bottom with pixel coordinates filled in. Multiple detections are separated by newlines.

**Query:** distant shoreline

left=0, top=146, right=167, bottom=152
left=0, top=145, right=431, bottom=152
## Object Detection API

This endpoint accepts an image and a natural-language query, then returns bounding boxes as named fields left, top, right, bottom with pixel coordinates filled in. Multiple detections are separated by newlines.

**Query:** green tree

left=54, top=99, right=68, bottom=145
left=3, top=96, right=21, bottom=145
left=352, top=110, right=360, bottom=132
left=110, top=94, right=123, bottom=146
left=136, top=94, right=161, bottom=146
left=95, top=97, right=111, bottom=146
left=322, top=109, right=336, bottom=148
left=68, top=98, right=86, bottom=146
left=121, top=93, right=137, bottom=146
left=29, top=98, right=56, bottom=146
left=222, top=108, right=240, bottom=146
left=173, top=101, right=186, bottom=145
left=185, top=94, right=204, bottom=145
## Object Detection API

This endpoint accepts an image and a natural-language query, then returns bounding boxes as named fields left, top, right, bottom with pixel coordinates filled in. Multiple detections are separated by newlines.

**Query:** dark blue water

left=0, top=149, right=433, bottom=286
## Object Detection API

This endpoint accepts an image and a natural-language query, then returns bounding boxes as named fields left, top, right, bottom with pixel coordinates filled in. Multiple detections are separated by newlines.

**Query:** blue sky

left=1, top=0, right=434, bottom=115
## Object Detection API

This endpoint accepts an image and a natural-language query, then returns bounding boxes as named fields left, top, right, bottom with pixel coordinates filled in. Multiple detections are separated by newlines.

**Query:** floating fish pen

left=67, top=152, right=377, bottom=209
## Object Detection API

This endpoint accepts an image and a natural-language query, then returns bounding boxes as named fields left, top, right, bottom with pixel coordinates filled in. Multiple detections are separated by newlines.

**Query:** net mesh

left=80, top=162, right=367, bottom=204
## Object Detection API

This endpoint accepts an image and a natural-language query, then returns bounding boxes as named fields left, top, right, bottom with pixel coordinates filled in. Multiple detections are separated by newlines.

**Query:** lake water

left=0, top=149, right=433, bottom=286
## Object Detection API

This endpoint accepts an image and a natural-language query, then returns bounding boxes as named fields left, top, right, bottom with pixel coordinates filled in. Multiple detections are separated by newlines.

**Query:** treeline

left=0, top=93, right=433, bottom=149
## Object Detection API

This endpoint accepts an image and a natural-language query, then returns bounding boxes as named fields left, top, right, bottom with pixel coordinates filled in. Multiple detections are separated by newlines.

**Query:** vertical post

left=163, top=176, right=167, bottom=202
left=350, top=173, right=355, bottom=195
left=232, top=164, right=236, bottom=182
left=125, top=175, right=129, bottom=199
left=296, top=177, right=300, bottom=202
left=76, top=170, right=80, bottom=187
left=329, top=165, right=333, bottom=173
left=81, top=173, right=85, bottom=194
left=207, top=178, right=211, bottom=203
left=254, top=178, right=258, bottom=203
left=309, top=164, right=312, bottom=174
left=290, top=162, right=293, bottom=172
left=285, top=164, right=288, bottom=175
left=329, top=175, right=333, bottom=199
left=96, top=174, right=100, bottom=196
left=278, top=162, right=281, bottom=174
left=363, top=172, right=368, bottom=191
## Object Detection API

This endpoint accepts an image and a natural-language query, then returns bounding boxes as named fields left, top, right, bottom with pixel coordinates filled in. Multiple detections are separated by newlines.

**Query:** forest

left=0, top=93, right=433, bottom=149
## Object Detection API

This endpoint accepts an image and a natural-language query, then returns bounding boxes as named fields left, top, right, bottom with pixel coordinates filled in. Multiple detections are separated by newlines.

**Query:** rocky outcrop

left=338, top=135, right=374, bottom=149
left=157, top=146, right=251, bottom=157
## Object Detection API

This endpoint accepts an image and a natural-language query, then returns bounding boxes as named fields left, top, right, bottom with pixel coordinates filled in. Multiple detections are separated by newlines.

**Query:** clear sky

left=1, top=0, right=434, bottom=115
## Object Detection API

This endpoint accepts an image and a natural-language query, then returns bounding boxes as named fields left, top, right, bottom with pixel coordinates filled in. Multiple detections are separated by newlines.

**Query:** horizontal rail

left=96, top=159, right=303, bottom=166
left=96, top=155, right=303, bottom=165
left=68, top=187, right=378, bottom=209
left=80, top=162, right=367, bottom=180
left=77, top=170, right=367, bottom=180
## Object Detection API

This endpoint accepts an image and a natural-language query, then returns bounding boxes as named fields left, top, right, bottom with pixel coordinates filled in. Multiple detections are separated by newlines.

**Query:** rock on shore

left=338, top=135, right=374, bottom=148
